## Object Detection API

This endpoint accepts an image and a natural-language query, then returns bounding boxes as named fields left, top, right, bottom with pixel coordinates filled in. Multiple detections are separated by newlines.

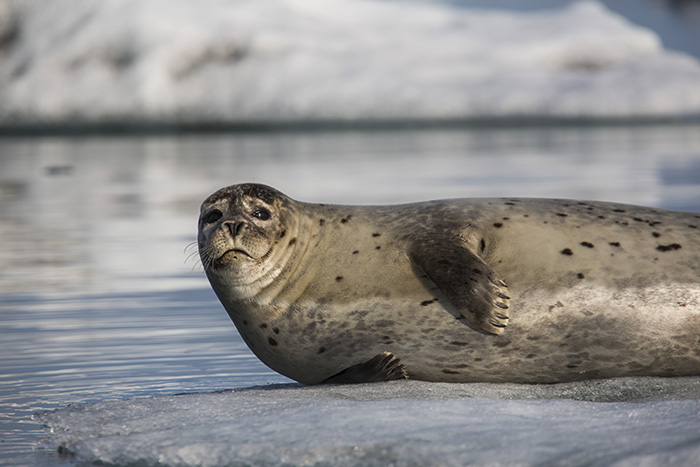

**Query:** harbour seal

left=198, top=183, right=700, bottom=384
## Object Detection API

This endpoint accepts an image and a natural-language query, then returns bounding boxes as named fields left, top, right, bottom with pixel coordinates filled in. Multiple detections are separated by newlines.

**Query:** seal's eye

left=203, top=209, right=223, bottom=224
left=252, top=207, right=271, bottom=221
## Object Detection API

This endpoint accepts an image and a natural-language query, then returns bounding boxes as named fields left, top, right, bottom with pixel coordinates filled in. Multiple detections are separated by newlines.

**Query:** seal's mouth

left=219, top=249, right=253, bottom=261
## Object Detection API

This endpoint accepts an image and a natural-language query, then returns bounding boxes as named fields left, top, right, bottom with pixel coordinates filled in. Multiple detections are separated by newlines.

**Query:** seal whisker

left=185, top=249, right=202, bottom=265
left=197, top=245, right=218, bottom=271
left=184, top=241, right=199, bottom=255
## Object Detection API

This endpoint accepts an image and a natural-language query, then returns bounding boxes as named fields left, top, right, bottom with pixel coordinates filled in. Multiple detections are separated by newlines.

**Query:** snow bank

left=3, top=0, right=700, bottom=125
left=39, top=378, right=700, bottom=466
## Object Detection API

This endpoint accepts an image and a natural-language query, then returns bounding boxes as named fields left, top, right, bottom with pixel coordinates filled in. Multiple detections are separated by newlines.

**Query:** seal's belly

left=254, top=281, right=700, bottom=384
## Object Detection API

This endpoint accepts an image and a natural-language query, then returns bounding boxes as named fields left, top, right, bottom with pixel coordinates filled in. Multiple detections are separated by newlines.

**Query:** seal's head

left=198, top=183, right=297, bottom=294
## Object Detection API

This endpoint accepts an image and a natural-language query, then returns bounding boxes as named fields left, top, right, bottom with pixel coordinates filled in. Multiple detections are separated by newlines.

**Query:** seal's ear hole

left=203, top=209, right=223, bottom=224
left=252, top=207, right=271, bottom=221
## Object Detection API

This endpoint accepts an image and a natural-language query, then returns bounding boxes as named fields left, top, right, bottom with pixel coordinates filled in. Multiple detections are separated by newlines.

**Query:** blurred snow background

left=1, top=0, right=700, bottom=125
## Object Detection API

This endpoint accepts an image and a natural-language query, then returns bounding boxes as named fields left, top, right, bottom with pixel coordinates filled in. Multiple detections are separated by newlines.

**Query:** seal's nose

left=225, top=221, right=246, bottom=238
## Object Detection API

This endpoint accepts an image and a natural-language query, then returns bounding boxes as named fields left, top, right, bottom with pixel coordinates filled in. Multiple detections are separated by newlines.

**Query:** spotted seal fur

left=198, top=183, right=700, bottom=384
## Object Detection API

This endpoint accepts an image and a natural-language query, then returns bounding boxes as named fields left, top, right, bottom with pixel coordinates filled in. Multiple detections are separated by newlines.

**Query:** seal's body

left=198, top=184, right=700, bottom=384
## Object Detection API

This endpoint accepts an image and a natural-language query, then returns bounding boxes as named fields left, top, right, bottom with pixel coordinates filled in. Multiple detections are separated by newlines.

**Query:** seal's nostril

left=227, top=221, right=245, bottom=237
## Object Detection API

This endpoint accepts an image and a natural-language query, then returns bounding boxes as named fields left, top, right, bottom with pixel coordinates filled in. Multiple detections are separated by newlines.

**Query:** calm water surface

left=2, top=125, right=700, bottom=466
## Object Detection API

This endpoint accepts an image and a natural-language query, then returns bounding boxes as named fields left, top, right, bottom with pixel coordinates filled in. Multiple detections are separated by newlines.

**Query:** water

left=2, top=124, right=700, bottom=466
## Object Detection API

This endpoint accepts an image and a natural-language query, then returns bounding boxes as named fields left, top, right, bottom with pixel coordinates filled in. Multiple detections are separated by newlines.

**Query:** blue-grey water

left=2, top=125, right=700, bottom=466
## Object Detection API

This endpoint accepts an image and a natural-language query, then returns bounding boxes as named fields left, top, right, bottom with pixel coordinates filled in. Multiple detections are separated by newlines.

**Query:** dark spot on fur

left=317, top=347, right=326, bottom=354
left=633, top=217, right=644, bottom=222
left=260, top=323, right=268, bottom=329
left=480, top=238, right=486, bottom=252
left=609, top=242, right=621, bottom=247
left=493, top=340, right=511, bottom=348
left=351, top=310, right=369, bottom=318
left=242, top=320, right=248, bottom=325
left=450, top=341, right=469, bottom=346
left=319, top=219, right=325, bottom=226
left=493, top=222, right=503, bottom=228
left=372, top=232, right=381, bottom=237
left=273, top=327, right=280, bottom=334
left=621, top=222, right=629, bottom=226
left=352, top=250, right=359, bottom=254
left=598, top=216, right=605, bottom=219
left=340, top=215, right=352, bottom=224
left=526, top=354, right=537, bottom=359
left=502, top=217, right=510, bottom=220
left=421, top=300, right=434, bottom=306
left=652, top=232, right=661, bottom=238
left=649, top=221, right=662, bottom=226
left=566, top=364, right=580, bottom=368
left=577, top=273, right=585, bottom=279
left=279, top=230, right=286, bottom=238
left=268, top=337, right=278, bottom=346
left=657, top=243, right=682, bottom=252
left=288, top=238, right=297, bottom=246
left=442, top=369, right=460, bottom=375
left=556, top=213, right=568, bottom=217
left=382, top=335, right=391, bottom=341
left=375, top=246, right=381, bottom=250
left=455, top=364, right=469, bottom=369
left=504, top=202, right=516, bottom=206
left=561, top=248, right=573, bottom=256
left=613, top=209, right=626, bottom=213
left=524, top=214, right=529, bottom=218
left=472, top=268, right=482, bottom=275
left=580, top=241, right=594, bottom=248
left=689, top=225, right=698, bottom=229
left=335, top=276, right=343, bottom=282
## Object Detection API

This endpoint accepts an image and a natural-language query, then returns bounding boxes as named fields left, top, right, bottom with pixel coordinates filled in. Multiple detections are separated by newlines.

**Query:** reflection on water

left=0, top=289, right=287, bottom=466
left=1, top=124, right=700, bottom=465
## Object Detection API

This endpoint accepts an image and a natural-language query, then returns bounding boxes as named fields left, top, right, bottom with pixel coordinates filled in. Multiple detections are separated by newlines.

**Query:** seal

left=198, top=183, right=700, bottom=384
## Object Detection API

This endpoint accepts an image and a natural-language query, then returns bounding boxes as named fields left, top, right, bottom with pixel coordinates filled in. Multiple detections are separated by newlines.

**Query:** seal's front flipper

left=322, top=352, right=408, bottom=384
left=410, top=238, right=510, bottom=335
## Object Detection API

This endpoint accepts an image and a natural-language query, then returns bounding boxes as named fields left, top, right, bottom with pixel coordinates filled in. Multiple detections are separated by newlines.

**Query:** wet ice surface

left=38, top=379, right=700, bottom=467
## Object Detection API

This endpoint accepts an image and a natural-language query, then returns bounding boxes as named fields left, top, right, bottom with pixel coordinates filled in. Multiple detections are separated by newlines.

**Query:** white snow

left=2, top=0, right=700, bottom=124
left=38, top=378, right=700, bottom=466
